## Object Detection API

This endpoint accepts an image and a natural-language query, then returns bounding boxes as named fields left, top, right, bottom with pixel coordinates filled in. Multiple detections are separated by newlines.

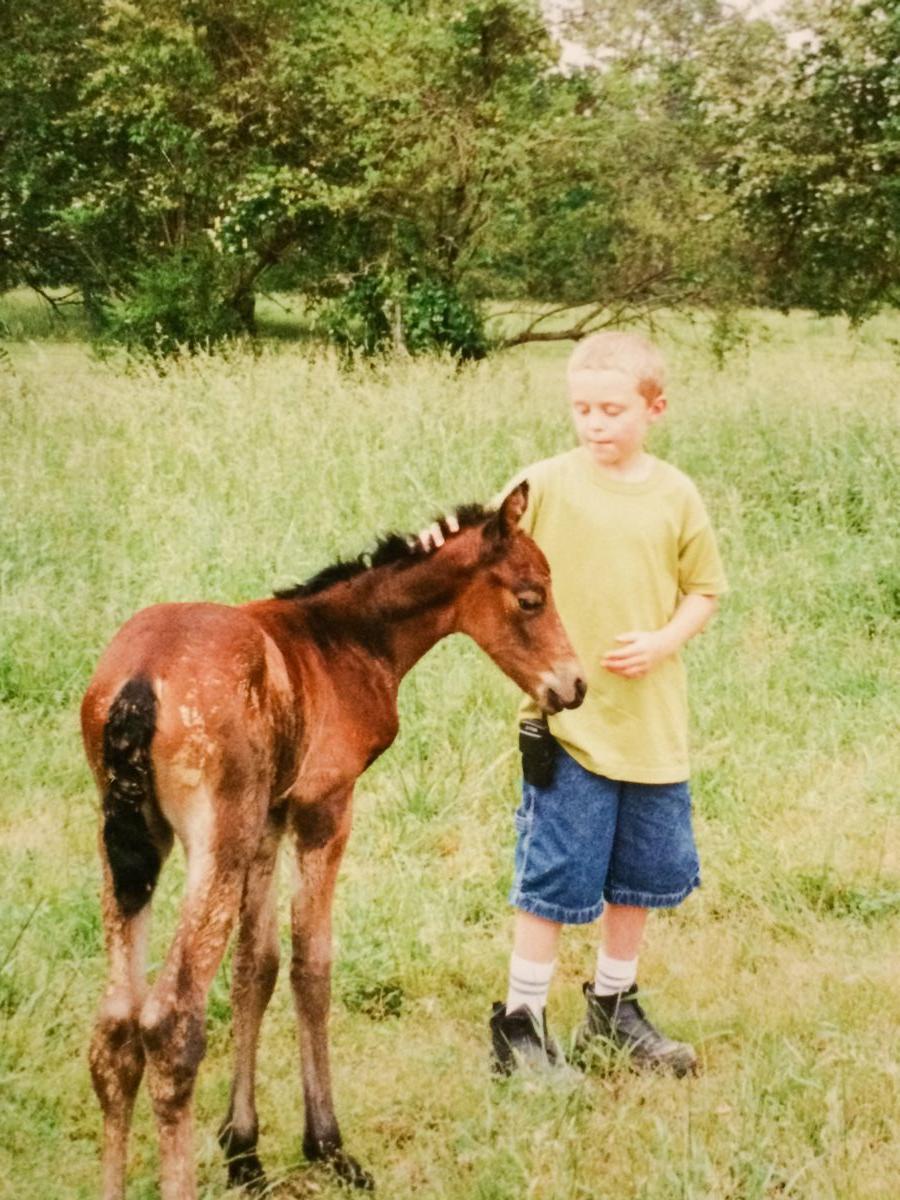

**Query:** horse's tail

left=102, top=676, right=163, bottom=917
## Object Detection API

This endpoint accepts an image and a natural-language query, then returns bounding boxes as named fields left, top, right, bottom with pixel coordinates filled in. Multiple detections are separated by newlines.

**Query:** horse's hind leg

left=90, top=865, right=156, bottom=1200
left=289, top=790, right=373, bottom=1190
left=218, top=812, right=284, bottom=1191
left=140, top=794, right=259, bottom=1200
left=87, top=673, right=170, bottom=1199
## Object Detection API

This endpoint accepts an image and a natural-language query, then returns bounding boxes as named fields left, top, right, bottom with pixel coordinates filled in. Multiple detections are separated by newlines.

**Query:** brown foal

left=81, top=482, right=585, bottom=1198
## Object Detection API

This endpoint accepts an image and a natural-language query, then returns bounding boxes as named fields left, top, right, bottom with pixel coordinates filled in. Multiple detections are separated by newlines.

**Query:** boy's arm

left=602, top=593, right=718, bottom=680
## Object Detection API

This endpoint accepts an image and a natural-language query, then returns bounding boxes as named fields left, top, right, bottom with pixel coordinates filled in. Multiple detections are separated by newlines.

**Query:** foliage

left=97, top=243, right=252, bottom=356
left=0, top=0, right=103, bottom=295
left=403, top=279, right=489, bottom=358
left=1, top=0, right=898, bottom=352
left=318, top=272, right=396, bottom=358
left=320, top=272, right=489, bottom=359
left=727, top=0, right=900, bottom=320
left=1, top=0, right=561, bottom=354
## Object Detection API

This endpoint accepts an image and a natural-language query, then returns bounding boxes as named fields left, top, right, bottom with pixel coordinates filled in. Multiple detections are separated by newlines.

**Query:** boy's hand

left=411, top=513, right=460, bottom=551
left=602, top=630, right=673, bottom=679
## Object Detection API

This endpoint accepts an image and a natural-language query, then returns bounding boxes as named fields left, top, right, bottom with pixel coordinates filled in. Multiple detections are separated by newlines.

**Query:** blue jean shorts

left=509, top=744, right=701, bottom=925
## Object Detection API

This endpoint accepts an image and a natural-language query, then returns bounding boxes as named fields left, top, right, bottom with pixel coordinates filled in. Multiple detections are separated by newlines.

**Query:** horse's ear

left=497, top=480, right=529, bottom=538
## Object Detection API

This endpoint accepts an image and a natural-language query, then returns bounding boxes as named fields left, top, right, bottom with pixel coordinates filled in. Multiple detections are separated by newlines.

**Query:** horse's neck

left=305, top=550, right=470, bottom=679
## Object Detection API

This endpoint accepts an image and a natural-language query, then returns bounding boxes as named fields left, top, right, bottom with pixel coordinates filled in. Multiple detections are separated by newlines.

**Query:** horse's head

left=456, top=482, right=586, bottom=714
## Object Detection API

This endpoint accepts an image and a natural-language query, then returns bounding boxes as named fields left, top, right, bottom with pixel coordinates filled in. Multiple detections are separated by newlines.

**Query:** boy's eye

left=517, top=594, right=544, bottom=613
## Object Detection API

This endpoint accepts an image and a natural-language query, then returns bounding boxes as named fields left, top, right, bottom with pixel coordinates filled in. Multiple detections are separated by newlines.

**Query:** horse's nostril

left=575, top=677, right=587, bottom=704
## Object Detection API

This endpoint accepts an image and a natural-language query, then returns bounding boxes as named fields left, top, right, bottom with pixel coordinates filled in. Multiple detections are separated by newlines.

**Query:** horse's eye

left=517, top=594, right=543, bottom=613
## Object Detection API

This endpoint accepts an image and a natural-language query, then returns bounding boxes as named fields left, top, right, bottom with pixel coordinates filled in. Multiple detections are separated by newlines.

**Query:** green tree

left=729, top=0, right=900, bottom=319
left=6, top=0, right=894, bottom=354
left=0, top=0, right=103, bottom=307
left=3, top=0, right=567, bottom=354
left=481, top=0, right=782, bottom=345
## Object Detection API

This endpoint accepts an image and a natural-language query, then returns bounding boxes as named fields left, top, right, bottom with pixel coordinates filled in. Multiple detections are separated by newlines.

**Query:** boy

left=471, top=331, right=726, bottom=1074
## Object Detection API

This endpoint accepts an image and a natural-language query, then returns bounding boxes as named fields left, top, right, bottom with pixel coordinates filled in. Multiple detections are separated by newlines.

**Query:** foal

left=81, top=482, right=585, bottom=1199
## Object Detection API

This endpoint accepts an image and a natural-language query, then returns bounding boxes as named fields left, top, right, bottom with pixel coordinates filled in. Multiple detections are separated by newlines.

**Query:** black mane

left=275, top=503, right=497, bottom=601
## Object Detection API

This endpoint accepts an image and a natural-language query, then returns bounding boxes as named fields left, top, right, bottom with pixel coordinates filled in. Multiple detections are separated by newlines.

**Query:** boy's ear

left=497, top=480, right=529, bottom=537
left=648, top=393, right=667, bottom=421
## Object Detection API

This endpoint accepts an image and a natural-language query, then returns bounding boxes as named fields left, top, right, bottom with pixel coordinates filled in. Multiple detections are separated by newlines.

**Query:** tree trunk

left=229, top=289, right=257, bottom=334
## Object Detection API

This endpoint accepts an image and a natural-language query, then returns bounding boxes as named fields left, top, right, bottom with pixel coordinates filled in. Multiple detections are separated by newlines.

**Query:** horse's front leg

left=289, top=789, right=373, bottom=1190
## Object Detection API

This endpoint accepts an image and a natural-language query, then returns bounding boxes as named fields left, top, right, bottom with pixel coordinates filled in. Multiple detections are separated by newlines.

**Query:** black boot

left=574, top=982, right=697, bottom=1077
left=489, top=1002, right=564, bottom=1076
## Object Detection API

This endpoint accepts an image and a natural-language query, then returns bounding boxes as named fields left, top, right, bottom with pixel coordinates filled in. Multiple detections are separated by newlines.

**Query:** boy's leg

left=495, top=749, right=616, bottom=1073
left=593, top=902, right=646, bottom=996
left=577, top=781, right=699, bottom=1075
left=600, top=902, right=647, bottom=959
left=507, top=911, right=561, bottom=1016
left=490, top=912, right=564, bottom=1075
left=513, top=910, right=561, bottom=961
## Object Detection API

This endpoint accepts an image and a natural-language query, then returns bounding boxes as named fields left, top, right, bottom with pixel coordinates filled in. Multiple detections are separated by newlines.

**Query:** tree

left=479, top=0, right=783, bottom=345
left=728, top=0, right=900, bottom=319
left=5, top=0, right=894, bottom=354
left=2, top=0, right=568, bottom=354
left=0, top=0, right=103, bottom=308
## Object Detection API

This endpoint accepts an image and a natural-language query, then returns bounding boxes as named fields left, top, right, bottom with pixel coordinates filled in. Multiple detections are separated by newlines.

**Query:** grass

left=1, top=291, right=898, bottom=1199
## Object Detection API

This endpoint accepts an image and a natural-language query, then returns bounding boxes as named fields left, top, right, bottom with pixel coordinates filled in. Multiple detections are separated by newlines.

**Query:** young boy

left=486, top=331, right=727, bottom=1074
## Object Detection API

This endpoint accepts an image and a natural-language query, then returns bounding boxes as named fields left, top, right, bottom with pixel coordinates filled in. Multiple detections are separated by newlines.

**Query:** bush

left=319, top=271, right=489, bottom=360
left=97, top=246, right=251, bottom=358
left=403, top=279, right=489, bottom=360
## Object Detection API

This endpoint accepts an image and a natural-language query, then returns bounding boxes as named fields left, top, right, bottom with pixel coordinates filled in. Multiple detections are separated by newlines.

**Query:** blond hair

left=567, top=331, right=666, bottom=403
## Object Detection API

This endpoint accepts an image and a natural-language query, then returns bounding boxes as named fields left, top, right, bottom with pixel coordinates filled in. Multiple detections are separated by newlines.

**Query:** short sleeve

left=678, top=486, right=728, bottom=596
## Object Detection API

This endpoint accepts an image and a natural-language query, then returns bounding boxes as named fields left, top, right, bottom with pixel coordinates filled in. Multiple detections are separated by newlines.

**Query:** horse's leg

left=90, top=855, right=162, bottom=1200
left=289, top=790, right=373, bottom=1190
left=139, top=796, right=260, bottom=1200
left=217, top=812, right=285, bottom=1191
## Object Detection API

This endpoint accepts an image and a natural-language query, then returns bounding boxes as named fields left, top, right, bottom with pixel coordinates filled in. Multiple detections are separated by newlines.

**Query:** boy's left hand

left=602, top=630, right=673, bottom=679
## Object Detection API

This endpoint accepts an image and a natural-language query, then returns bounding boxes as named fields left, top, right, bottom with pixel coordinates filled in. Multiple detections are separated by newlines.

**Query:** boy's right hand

left=602, top=629, right=673, bottom=679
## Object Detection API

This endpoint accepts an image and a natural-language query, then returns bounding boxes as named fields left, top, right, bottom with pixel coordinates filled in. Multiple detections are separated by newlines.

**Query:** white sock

left=594, top=950, right=638, bottom=997
left=505, top=953, right=555, bottom=1019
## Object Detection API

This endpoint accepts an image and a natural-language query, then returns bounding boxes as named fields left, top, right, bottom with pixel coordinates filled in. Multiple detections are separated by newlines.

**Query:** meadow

left=1, top=293, right=898, bottom=1199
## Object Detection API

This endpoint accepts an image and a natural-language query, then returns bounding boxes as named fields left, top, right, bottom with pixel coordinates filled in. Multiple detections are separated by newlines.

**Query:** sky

left=541, top=1, right=796, bottom=70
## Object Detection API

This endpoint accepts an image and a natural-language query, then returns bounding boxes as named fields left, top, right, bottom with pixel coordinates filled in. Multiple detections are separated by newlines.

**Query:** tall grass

left=1, top=297, right=898, bottom=1199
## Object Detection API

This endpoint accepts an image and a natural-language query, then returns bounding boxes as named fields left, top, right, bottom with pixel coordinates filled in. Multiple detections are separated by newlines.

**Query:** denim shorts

left=509, top=744, right=700, bottom=925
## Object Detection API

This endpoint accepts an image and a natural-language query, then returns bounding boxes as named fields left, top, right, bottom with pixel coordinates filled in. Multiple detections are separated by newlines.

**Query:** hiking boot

left=574, top=982, right=697, bottom=1077
left=489, top=1001, right=565, bottom=1076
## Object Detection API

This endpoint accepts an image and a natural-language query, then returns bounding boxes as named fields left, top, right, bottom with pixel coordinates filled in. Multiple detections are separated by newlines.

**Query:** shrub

left=319, top=272, right=489, bottom=360
left=97, top=246, right=251, bottom=358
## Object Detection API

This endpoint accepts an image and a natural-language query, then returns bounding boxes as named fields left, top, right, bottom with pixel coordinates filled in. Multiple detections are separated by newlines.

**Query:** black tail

left=102, top=677, right=162, bottom=917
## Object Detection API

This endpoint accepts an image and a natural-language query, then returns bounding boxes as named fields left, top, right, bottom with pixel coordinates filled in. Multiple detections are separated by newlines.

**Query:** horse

left=81, top=481, right=585, bottom=1199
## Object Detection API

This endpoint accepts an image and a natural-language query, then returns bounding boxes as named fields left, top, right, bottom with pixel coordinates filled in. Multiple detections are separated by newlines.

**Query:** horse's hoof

left=219, top=1121, right=267, bottom=1192
left=304, top=1137, right=375, bottom=1190
left=329, top=1148, right=375, bottom=1191
left=227, top=1154, right=267, bottom=1193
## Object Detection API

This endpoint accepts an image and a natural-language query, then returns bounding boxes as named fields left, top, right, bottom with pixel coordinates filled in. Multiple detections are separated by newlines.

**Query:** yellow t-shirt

left=506, top=446, right=727, bottom=784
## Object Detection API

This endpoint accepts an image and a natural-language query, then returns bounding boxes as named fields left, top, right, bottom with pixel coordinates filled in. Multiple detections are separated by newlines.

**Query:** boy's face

left=568, top=369, right=666, bottom=470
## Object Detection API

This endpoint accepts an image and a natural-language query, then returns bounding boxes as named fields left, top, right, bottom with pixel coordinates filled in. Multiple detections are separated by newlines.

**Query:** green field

left=1, top=295, right=898, bottom=1199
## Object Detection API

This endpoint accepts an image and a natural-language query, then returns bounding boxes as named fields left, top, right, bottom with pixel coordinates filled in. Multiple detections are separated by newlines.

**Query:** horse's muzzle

left=539, top=668, right=586, bottom=714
